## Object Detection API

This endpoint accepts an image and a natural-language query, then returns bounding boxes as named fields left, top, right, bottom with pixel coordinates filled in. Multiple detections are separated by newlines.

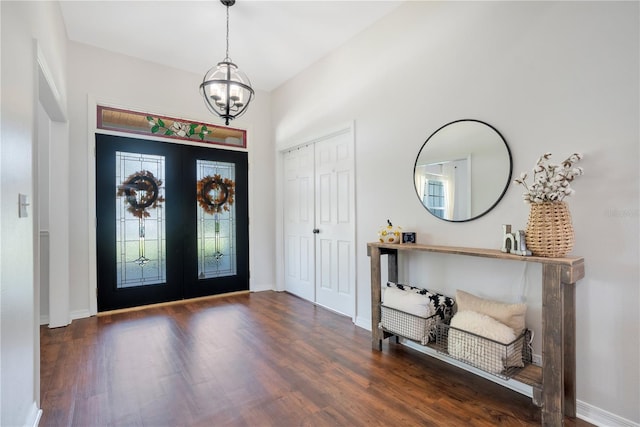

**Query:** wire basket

left=380, top=305, right=442, bottom=345
left=434, top=323, right=532, bottom=379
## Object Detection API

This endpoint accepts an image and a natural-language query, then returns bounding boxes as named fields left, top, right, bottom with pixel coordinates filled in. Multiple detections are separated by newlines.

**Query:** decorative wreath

left=116, top=170, right=165, bottom=218
left=197, top=174, right=235, bottom=215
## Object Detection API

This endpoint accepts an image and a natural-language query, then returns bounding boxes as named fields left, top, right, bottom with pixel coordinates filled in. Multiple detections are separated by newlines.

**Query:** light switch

left=19, top=193, right=29, bottom=218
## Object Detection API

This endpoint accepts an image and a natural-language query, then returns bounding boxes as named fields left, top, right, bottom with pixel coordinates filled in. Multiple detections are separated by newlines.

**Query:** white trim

left=350, top=121, right=358, bottom=323
left=87, top=96, right=253, bottom=314
left=532, top=353, right=542, bottom=366
left=354, top=324, right=639, bottom=427
left=92, top=128, right=248, bottom=153
left=245, top=123, right=256, bottom=295
left=33, top=410, right=43, bottom=427
left=47, top=118, right=70, bottom=328
left=26, top=401, right=42, bottom=427
left=87, top=95, right=98, bottom=316
left=41, top=309, right=92, bottom=325
left=577, top=401, right=639, bottom=427
left=276, top=121, right=357, bottom=323
left=249, top=283, right=276, bottom=292
left=36, top=308, right=640, bottom=427
left=355, top=316, right=371, bottom=331
left=249, top=286, right=275, bottom=293
left=283, top=127, right=351, bottom=151
left=36, top=45, right=66, bottom=122
left=34, top=40, right=70, bottom=415
left=278, top=121, right=355, bottom=152
left=70, top=309, right=92, bottom=321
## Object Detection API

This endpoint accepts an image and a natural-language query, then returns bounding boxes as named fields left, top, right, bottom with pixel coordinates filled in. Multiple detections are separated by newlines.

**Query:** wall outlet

left=532, top=353, right=542, bottom=366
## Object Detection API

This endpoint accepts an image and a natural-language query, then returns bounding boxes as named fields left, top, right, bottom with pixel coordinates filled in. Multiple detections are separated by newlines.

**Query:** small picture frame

left=401, top=232, right=416, bottom=244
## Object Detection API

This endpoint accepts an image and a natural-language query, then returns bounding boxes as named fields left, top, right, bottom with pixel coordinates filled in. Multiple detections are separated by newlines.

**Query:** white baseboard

left=37, top=298, right=639, bottom=426
left=27, top=402, right=42, bottom=427
left=33, top=409, right=43, bottom=427
left=41, top=318, right=75, bottom=328
left=40, top=310, right=89, bottom=326
left=46, top=292, right=275, bottom=325
left=577, top=400, right=639, bottom=427
left=70, top=309, right=91, bottom=320
left=405, top=340, right=638, bottom=426
left=250, top=283, right=274, bottom=292
left=355, top=315, right=371, bottom=331
left=532, top=353, right=542, bottom=366
left=361, top=330, right=637, bottom=427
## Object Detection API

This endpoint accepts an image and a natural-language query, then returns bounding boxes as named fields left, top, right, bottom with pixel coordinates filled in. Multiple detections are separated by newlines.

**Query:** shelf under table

left=367, top=242, right=584, bottom=426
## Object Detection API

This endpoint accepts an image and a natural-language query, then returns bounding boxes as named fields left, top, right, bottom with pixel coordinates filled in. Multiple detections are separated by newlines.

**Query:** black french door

left=96, top=134, right=248, bottom=311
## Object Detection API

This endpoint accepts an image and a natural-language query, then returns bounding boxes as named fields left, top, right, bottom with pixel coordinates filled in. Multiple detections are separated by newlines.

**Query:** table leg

left=369, top=246, right=382, bottom=351
left=563, top=280, right=577, bottom=417
left=542, top=264, right=564, bottom=426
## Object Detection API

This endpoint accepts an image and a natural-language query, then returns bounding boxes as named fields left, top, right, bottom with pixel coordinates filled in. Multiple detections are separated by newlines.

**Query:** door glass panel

left=115, top=151, right=166, bottom=288
left=196, top=160, right=237, bottom=279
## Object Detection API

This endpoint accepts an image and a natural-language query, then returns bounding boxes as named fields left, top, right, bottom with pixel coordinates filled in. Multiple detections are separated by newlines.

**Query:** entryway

left=282, top=127, right=356, bottom=318
left=95, top=134, right=248, bottom=311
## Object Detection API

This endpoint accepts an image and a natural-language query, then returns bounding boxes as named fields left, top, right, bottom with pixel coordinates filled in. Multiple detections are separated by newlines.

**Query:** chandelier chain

left=200, top=0, right=254, bottom=125
left=225, top=4, right=230, bottom=60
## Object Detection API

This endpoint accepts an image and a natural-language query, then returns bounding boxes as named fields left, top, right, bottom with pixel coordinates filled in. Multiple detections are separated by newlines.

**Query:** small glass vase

left=525, top=201, right=574, bottom=257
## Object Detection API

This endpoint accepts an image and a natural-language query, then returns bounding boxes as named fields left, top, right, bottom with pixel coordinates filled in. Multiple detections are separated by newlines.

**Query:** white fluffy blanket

left=447, top=310, right=521, bottom=374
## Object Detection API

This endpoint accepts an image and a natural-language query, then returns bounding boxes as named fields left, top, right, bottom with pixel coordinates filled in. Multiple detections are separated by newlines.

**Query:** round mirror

left=414, top=119, right=512, bottom=222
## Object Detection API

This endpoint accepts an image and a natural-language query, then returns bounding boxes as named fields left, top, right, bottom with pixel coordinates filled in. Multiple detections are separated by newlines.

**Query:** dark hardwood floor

left=40, top=291, right=592, bottom=426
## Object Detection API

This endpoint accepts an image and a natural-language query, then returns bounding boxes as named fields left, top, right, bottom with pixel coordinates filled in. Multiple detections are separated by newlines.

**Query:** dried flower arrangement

left=116, top=170, right=165, bottom=218
left=197, top=174, right=236, bottom=215
left=514, top=153, right=584, bottom=203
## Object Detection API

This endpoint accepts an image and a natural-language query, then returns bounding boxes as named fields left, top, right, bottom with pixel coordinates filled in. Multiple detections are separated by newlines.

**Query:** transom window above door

left=97, top=105, right=247, bottom=148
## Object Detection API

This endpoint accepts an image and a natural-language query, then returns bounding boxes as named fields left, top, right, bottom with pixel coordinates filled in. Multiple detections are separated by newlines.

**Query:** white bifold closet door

left=283, top=144, right=315, bottom=302
left=283, top=129, right=355, bottom=318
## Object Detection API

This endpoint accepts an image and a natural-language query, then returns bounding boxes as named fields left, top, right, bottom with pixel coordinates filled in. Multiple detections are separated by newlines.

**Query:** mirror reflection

left=414, top=119, right=512, bottom=222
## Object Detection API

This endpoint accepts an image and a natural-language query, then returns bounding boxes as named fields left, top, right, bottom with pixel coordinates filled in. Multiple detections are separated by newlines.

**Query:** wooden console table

left=367, top=242, right=585, bottom=426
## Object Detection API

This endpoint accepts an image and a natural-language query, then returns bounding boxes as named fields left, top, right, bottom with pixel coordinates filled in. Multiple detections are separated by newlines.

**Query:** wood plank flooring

left=40, top=291, right=592, bottom=426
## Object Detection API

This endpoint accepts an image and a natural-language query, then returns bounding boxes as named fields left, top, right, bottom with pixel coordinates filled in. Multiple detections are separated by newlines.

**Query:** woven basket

left=525, top=201, right=574, bottom=257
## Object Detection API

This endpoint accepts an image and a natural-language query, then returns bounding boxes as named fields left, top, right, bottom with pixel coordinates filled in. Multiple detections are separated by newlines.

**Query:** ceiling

left=59, top=1, right=403, bottom=92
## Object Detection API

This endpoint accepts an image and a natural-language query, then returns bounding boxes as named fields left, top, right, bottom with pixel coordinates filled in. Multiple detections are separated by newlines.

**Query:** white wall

left=0, top=1, right=68, bottom=425
left=66, top=40, right=275, bottom=316
left=272, top=1, right=639, bottom=424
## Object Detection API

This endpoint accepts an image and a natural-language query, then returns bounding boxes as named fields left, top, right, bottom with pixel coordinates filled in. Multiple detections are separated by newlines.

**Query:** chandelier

left=200, top=0, right=254, bottom=125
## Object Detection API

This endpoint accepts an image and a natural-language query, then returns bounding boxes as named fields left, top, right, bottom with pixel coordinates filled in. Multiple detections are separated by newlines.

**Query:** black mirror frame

left=413, top=119, right=513, bottom=223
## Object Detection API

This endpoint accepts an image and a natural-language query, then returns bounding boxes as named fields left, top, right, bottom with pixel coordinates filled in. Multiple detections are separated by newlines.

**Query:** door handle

left=312, top=228, right=320, bottom=234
